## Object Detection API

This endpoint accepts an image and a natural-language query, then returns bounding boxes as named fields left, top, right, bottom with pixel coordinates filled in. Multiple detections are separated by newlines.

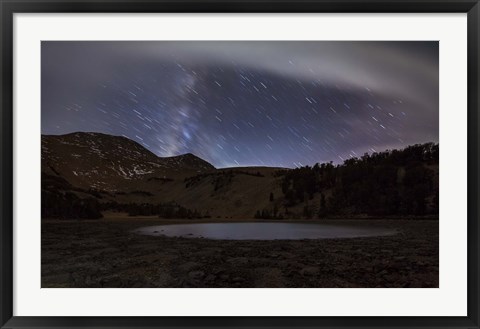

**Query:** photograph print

left=41, top=41, right=439, bottom=288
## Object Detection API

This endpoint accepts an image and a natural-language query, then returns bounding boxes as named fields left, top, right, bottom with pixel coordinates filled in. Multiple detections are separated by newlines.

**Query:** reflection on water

left=134, top=222, right=397, bottom=240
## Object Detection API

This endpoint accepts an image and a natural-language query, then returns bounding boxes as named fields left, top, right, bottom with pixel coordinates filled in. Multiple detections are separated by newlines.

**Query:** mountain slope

left=42, top=132, right=283, bottom=218
left=42, top=132, right=215, bottom=191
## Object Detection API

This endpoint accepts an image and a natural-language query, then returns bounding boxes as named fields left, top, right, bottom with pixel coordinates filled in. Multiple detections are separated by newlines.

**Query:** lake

left=134, top=222, right=397, bottom=240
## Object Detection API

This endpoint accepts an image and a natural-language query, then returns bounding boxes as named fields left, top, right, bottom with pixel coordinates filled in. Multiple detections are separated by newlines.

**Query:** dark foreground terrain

left=42, top=218, right=438, bottom=288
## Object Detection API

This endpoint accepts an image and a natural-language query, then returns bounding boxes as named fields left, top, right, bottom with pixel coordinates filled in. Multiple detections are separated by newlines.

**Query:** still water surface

left=134, top=222, right=396, bottom=240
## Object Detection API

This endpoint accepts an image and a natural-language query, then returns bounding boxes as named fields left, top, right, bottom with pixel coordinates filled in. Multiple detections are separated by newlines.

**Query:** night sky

left=41, top=41, right=438, bottom=168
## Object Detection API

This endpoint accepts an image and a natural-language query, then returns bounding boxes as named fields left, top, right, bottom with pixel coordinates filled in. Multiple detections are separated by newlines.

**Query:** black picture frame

left=1, top=1, right=479, bottom=328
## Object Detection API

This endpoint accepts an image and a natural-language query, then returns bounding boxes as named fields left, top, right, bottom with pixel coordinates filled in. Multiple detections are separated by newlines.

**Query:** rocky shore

left=41, top=218, right=438, bottom=288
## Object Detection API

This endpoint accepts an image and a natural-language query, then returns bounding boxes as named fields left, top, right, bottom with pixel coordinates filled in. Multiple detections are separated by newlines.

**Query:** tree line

left=275, top=143, right=439, bottom=218
left=100, top=201, right=208, bottom=219
left=41, top=190, right=103, bottom=219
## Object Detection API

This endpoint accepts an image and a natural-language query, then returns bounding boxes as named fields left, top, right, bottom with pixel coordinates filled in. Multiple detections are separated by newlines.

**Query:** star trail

left=41, top=41, right=438, bottom=168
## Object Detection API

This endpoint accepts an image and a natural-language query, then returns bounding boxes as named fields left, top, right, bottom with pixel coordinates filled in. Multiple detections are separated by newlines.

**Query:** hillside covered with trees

left=256, top=143, right=438, bottom=219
